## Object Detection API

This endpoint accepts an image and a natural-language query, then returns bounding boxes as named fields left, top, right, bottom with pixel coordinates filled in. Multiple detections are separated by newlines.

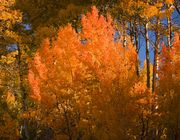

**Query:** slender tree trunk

left=140, top=116, right=145, bottom=140
left=122, top=22, right=127, bottom=48
left=134, top=22, right=140, bottom=77
left=130, top=22, right=135, bottom=47
left=17, top=44, right=29, bottom=140
left=130, top=21, right=140, bottom=77
left=64, top=110, right=72, bottom=140
left=152, top=18, right=160, bottom=94
left=167, top=16, right=172, bottom=47
left=145, top=23, right=150, bottom=88
left=145, top=119, right=149, bottom=138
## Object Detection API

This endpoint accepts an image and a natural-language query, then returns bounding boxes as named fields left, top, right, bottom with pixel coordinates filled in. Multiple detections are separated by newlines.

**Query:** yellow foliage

left=0, top=51, right=18, bottom=64
left=6, top=91, right=15, bottom=105
left=0, top=0, right=22, bottom=45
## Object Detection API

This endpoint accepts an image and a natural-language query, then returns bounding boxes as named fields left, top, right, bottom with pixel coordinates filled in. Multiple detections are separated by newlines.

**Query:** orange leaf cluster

left=28, top=7, right=137, bottom=103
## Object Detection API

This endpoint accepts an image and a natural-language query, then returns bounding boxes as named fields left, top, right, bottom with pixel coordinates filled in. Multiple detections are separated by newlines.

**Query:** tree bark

left=134, top=22, right=140, bottom=77
left=122, top=22, right=127, bottom=48
left=167, top=16, right=172, bottom=47
left=145, top=23, right=150, bottom=88
left=17, top=44, right=29, bottom=140
left=152, top=18, right=160, bottom=94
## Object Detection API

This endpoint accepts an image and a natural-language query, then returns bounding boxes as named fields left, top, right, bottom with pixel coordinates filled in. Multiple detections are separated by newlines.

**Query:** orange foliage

left=157, top=33, right=180, bottom=138
left=27, top=6, right=138, bottom=139
left=28, top=70, right=41, bottom=101
left=159, top=33, right=180, bottom=90
left=28, top=7, right=137, bottom=102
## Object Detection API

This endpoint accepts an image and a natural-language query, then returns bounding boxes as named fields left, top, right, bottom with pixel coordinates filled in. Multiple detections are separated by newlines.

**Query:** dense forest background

left=0, top=0, right=180, bottom=139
